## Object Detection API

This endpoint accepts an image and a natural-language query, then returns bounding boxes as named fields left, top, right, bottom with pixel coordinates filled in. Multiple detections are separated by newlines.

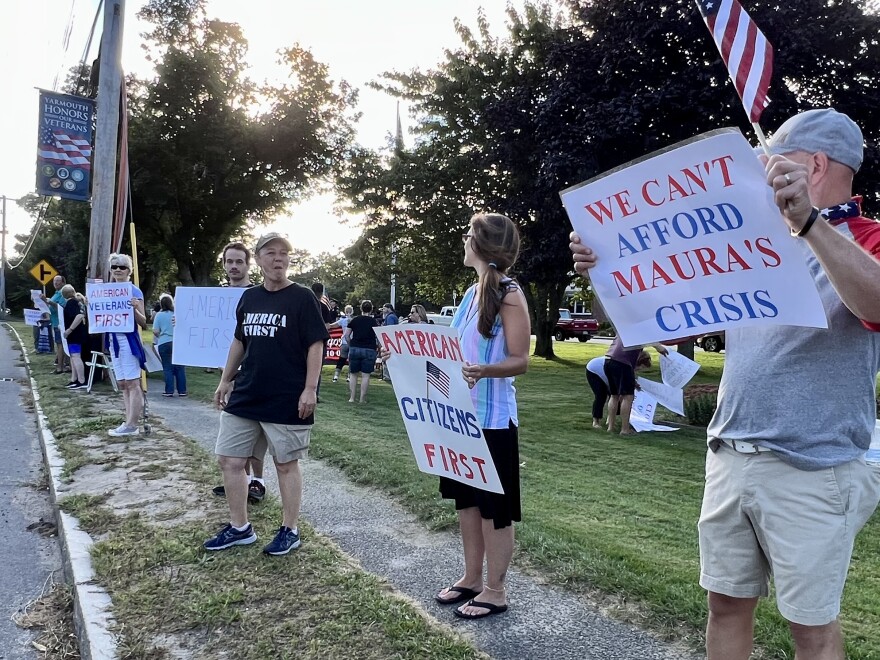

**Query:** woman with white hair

left=106, top=253, right=148, bottom=436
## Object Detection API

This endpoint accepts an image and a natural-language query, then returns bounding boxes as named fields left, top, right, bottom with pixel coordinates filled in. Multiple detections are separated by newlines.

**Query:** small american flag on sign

left=696, top=0, right=774, bottom=123
left=426, top=361, right=450, bottom=398
left=38, top=127, right=92, bottom=168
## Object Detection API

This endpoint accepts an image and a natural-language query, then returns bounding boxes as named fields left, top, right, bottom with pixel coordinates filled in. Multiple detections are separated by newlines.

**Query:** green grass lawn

left=58, top=326, right=880, bottom=657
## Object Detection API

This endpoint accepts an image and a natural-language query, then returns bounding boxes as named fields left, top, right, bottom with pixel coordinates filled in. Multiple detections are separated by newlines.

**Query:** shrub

left=685, top=393, right=717, bottom=427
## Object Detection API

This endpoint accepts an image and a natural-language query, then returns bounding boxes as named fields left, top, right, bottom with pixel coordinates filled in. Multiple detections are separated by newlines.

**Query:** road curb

left=5, top=323, right=118, bottom=660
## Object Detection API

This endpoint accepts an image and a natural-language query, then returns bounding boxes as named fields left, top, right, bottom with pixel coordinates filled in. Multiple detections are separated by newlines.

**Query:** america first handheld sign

left=560, top=129, right=826, bottom=346
left=376, top=325, right=504, bottom=494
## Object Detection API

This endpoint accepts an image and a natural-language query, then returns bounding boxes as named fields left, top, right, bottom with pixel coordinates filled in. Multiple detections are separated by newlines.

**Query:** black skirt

left=439, top=420, right=521, bottom=529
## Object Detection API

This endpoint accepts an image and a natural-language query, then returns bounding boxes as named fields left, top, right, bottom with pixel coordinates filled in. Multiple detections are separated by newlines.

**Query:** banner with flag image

left=375, top=325, right=504, bottom=493
left=35, top=90, right=94, bottom=201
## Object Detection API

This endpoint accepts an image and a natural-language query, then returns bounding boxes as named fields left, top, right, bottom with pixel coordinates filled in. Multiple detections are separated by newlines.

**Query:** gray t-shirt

left=707, top=221, right=880, bottom=470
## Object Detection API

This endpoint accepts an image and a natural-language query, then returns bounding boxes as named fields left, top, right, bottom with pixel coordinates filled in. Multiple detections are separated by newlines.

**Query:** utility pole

left=0, top=195, right=6, bottom=316
left=87, top=0, right=125, bottom=281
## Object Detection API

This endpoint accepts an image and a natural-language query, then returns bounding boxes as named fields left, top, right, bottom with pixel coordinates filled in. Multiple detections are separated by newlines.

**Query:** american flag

left=696, top=0, right=774, bottom=123
left=426, top=361, right=450, bottom=398
left=39, top=126, right=92, bottom=168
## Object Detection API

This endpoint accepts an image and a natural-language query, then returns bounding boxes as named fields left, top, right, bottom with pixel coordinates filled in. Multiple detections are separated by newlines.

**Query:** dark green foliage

left=685, top=393, right=718, bottom=427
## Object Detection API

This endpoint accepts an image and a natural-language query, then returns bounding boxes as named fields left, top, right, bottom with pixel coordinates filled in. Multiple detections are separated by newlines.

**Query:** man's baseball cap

left=768, top=108, right=863, bottom=173
left=255, top=232, right=292, bottom=253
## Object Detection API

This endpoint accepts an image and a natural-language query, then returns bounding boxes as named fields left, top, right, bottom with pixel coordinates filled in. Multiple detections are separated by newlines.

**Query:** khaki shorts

left=698, top=445, right=880, bottom=626
left=216, top=411, right=310, bottom=464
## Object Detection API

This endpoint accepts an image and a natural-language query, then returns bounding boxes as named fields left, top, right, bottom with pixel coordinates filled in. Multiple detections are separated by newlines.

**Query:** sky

left=0, top=0, right=526, bottom=260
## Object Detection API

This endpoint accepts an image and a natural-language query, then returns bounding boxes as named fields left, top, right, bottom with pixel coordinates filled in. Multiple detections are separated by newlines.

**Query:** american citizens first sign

left=35, top=90, right=94, bottom=201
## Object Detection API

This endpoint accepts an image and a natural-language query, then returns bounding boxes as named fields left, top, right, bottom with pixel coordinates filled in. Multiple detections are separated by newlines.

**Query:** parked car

left=427, top=306, right=458, bottom=326
left=554, top=309, right=599, bottom=342
left=695, top=332, right=725, bottom=352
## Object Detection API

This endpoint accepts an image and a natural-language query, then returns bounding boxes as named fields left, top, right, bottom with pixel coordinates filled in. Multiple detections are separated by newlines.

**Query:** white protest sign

left=630, top=390, right=677, bottom=432
left=85, top=282, right=134, bottom=333
left=57, top=306, right=70, bottom=357
left=637, top=377, right=685, bottom=416
left=560, top=129, right=827, bottom=347
left=144, top=345, right=163, bottom=373
left=24, top=309, right=44, bottom=326
left=31, top=290, right=50, bottom=313
left=376, top=325, right=504, bottom=494
left=172, top=287, right=245, bottom=368
left=660, top=351, right=700, bottom=389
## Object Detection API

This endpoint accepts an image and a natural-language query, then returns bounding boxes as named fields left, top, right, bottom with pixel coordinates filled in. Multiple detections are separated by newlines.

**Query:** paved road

left=0, top=327, right=63, bottom=660
left=149, top=393, right=700, bottom=660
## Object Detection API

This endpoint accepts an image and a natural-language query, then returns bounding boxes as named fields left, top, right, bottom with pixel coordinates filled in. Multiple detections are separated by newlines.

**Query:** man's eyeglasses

left=462, top=233, right=473, bottom=243
left=110, top=265, right=129, bottom=271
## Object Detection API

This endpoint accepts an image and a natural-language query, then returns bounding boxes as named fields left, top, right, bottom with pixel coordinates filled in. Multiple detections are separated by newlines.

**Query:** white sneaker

left=332, top=376, right=339, bottom=383
left=108, top=424, right=139, bottom=437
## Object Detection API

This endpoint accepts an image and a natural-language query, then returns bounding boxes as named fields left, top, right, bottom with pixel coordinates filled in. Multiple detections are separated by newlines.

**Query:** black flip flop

left=434, top=586, right=480, bottom=605
left=453, top=599, right=509, bottom=619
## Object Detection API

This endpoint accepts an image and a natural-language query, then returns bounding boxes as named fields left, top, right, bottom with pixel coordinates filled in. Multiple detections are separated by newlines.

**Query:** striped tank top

left=451, top=282, right=518, bottom=429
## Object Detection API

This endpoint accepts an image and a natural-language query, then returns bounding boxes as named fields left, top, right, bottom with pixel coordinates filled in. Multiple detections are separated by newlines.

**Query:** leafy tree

left=128, top=0, right=357, bottom=286
left=340, top=0, right=880, bottom=357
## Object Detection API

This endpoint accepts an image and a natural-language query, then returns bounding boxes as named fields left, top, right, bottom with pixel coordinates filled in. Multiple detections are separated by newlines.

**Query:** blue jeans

left=157, top=342, right=187, bottom=395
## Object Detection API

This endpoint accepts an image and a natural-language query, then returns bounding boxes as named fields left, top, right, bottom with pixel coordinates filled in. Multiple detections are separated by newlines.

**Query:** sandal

left=434, top=585, right=480, bottom=605
left=453, top=599, right=508, bottom=619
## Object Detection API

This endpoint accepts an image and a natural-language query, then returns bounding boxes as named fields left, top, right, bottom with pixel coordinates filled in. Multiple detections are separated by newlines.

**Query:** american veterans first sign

left=376, top=325, right=504, bottom=494
left=86, top=282, right=134, bottom=333
left=560, top=129, right=827, bottom=347
left=36, top=90, right=94, bottom=201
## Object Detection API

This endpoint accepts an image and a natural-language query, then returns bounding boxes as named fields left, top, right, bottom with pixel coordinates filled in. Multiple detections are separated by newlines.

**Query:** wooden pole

left=87, top=0, right=125, bottom=281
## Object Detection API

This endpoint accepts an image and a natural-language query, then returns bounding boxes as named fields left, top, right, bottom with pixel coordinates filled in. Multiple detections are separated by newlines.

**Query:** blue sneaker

left=262, top=526, right=301, bottom=556
left=203, top=523, right=257, bottom=551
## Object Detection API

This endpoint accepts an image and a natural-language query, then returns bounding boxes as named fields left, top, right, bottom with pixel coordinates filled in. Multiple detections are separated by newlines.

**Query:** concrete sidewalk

left=149, top=394, right=700, bottom=660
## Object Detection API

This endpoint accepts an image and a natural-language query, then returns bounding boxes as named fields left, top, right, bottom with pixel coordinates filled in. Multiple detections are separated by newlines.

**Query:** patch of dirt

left=13, top=582, right=80, bottom=660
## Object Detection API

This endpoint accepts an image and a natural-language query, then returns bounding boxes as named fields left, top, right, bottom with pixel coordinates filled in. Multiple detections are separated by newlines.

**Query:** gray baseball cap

left=255, top=232, right=293, bottom=253
left=768, top=108, right=863, bottom=173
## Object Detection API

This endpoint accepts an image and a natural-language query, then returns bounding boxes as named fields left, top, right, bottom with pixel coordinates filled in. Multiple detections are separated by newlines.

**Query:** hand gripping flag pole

left=695, top=0, right=775, bottom=154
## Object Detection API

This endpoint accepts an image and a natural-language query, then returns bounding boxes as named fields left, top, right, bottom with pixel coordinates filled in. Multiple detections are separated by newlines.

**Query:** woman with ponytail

left=432, top=212, right=530, bottom=619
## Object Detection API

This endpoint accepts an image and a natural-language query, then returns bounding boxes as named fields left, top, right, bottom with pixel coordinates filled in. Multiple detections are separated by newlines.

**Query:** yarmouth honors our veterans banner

left=86, top=282, right=134, bottom=333
left=375, top=325, right=504, bottom=494
left=172, top=287, right=246, bottom=368
left=36, top=90, right=94, bottom=201
left=560, top=129, right=827, bottom=347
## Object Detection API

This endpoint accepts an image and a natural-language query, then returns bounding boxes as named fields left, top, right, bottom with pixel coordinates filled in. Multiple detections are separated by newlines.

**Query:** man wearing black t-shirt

left=204, top=233, right=329, bottom=556
left=210, top=242, right=268, bottom=503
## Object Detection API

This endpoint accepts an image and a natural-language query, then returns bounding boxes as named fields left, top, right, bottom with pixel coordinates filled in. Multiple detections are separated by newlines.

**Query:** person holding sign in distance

left=106, top=254, right=149, bottom=437
left=571, top=109, right=880, bottom=660
left=431, top=213, right=530, bottom=620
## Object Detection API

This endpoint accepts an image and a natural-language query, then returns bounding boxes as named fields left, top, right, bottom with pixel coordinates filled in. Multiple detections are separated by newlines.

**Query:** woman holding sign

left=106, top=253, right=149, bottom=437
left=431, top=213, right=530, bottom=620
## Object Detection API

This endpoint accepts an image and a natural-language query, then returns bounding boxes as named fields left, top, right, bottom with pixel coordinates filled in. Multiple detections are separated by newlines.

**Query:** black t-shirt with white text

left=224, top=283, right=330, bottom=424
left=348, top=314, right=379, bottom=349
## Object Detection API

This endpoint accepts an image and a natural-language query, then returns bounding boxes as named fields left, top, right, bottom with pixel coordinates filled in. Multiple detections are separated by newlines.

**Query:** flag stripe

left=699, top=0, right=774, bottom=123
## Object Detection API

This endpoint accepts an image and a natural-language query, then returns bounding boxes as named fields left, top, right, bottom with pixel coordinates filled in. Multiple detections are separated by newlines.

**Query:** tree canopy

left=339, top=0, right=880, bottom=357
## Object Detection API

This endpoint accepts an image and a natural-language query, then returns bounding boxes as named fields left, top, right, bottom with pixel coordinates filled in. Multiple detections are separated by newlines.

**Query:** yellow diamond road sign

left=30, top=260, right=58, bottom=286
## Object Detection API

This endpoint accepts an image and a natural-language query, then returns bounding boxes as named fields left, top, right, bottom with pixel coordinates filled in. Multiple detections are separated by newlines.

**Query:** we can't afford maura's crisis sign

left=560, top=129, right=827, bottom=347
left=375, top=325, right=504, bottom=494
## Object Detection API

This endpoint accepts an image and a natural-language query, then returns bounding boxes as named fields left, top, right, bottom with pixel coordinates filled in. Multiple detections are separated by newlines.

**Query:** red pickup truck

left=554, top=309, right=599, bottom=342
